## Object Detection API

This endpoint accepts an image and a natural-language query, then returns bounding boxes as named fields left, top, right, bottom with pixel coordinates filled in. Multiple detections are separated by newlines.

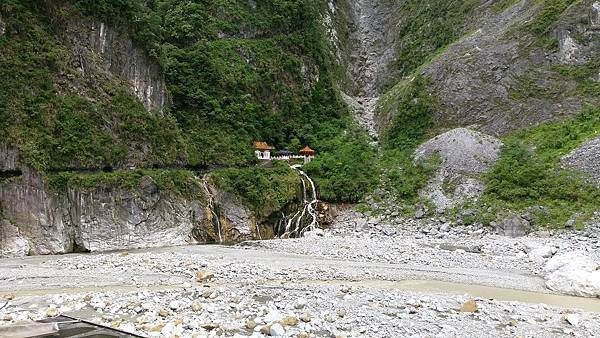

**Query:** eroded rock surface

left=0, top=146, right=262, bottom=257
left=333, top=0, right=399, bottom=139
left=0, top=13, right=5, bottom=36
left=61, top=20, right=168, bottom=112
left=414, top=128, right=503, bottom=211
left=562, top=135, right=600, bottom=185
left=545, top=251, right=600, bottom=297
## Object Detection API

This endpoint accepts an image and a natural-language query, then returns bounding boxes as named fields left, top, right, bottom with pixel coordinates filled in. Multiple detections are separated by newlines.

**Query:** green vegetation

left=213, top=162, right=299, bottom=217
left=525, top=0, right=578, bottom=37
left=551, top=57, right=600, bottom=97
left=492, top=0, right=521, bottom=13
left=0, top=0, right=381, bottom=206
left=0, top=0, right=352, bottom=169
left=377, top=76, right=440, bottom=202
left=0, top=1, right=186, bottom=171
left=47, top=169, right=202, bottom=199
left=305, top=126, right=378, bottom=203
left=478, top=106, right=600, bottom=227
left=386, top=0, right=480, bottom=86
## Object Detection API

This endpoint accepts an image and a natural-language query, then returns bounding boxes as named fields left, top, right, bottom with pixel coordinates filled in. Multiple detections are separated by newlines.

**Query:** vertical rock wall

left=0, top=145, right=267, bottom=257
left=62, top=19, right=168, bottom=112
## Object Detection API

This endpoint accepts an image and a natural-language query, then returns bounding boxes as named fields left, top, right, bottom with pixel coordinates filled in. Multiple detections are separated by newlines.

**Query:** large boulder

left=544, top=251, right=600, bottom=297
left=414, top=128, right=503, bottom=211
left=561, top=135, right=600, bottom=185
left=495, top=214, right=531, bottom=238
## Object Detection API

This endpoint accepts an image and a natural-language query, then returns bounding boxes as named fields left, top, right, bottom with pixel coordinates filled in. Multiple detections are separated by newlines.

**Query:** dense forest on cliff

left=0, top=0, right=377, bottom=204
left=3, top=0, right=600, bottom=228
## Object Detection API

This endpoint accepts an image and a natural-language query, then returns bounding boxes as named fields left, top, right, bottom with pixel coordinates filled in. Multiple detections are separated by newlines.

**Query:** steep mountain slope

left=0, top=0, right=378, bottom=256
left=4, top=0, right=600, bottom=256
left=328, top=0, right=600, bottom=227
left=377, top=0, right=600, bottom=136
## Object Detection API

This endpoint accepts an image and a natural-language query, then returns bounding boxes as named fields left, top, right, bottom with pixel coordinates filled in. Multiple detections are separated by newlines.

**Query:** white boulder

left=527, top=244, right=556, bottom=263
left=544, top=251, right=600, bottom=297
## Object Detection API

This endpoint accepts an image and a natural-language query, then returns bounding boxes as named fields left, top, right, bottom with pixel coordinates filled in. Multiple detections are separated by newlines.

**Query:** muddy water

left=308, top=279, right=600, bottom=312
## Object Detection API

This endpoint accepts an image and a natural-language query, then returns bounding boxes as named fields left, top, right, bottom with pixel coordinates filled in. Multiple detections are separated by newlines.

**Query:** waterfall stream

left=203, top=179, right=223, bottom=243
left=279, top=165, right=319, bottom=238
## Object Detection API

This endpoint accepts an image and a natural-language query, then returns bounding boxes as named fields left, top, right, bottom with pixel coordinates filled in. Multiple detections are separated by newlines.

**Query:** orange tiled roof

left=299, top=146, right=315, bottom=154
left=253, top=141, right=274, bottom=150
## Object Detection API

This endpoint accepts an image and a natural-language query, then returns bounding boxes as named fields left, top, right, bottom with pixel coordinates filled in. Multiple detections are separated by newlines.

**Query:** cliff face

left=0, top=145, right=270, bottom=257
left=329, top=0, right=401, bottom=139
left=61, top=19, right=168, bottom=112
left=373, top=0, right=600, bottom=136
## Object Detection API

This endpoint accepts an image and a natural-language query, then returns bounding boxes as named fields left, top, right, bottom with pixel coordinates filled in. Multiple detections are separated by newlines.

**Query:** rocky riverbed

left=2, top=211, right=600, bottom=337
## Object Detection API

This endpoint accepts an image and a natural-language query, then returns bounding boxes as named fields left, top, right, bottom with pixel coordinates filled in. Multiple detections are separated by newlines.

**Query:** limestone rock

left=282, top=316, right=298, bottom=326
left=269, top=323, right=285, bottom=336
left=562, top=136, right=600, bottom=186
left=544, top=251, right=600, bottom=297
left=566, top=313, right=580, bottom=326
left=196, top=271, right=214, bottom=282
left=191, top=300, right=203, bottom=312
left=300, top=312, right=312, bottom=322
left=246, top=319, right=257, bottom=330
left=497, top=214, right=531, bottom=238
left=460, top=300, right=479, bottom=313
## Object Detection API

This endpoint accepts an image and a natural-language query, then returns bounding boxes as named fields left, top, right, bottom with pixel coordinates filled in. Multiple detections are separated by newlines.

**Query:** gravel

left=2, top=210, right=600, bottom=337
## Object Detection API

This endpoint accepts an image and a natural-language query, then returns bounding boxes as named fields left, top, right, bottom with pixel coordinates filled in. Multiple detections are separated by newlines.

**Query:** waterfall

left=279, top=165, right=319, bottom=238
left=203, top=179, right=223, bottom=243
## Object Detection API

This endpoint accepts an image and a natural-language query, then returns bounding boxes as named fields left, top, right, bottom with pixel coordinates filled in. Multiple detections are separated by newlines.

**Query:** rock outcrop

left=199, top=179, right=262, bottom=243
left=0, top=169, right=205, bottom=256
left=0, top=13, right=5, bottom=36
left=0, top=146, right=265, bottom=257
left=544, top=251, right=600, bottom=297
left=414, top=128, right=503, bottom=211
left=561, top=135, right=600, bottom=185
left=332, top=0, right=400, bottom=139
left=61, top=19, right=168, bottom=112
left=423, top=0, right=600, bottom=135
left=372, top=1, right=600, bottom=137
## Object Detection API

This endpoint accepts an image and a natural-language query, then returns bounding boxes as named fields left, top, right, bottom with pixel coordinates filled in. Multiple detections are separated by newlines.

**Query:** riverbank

left=2, top=214, right=600, bottom=337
